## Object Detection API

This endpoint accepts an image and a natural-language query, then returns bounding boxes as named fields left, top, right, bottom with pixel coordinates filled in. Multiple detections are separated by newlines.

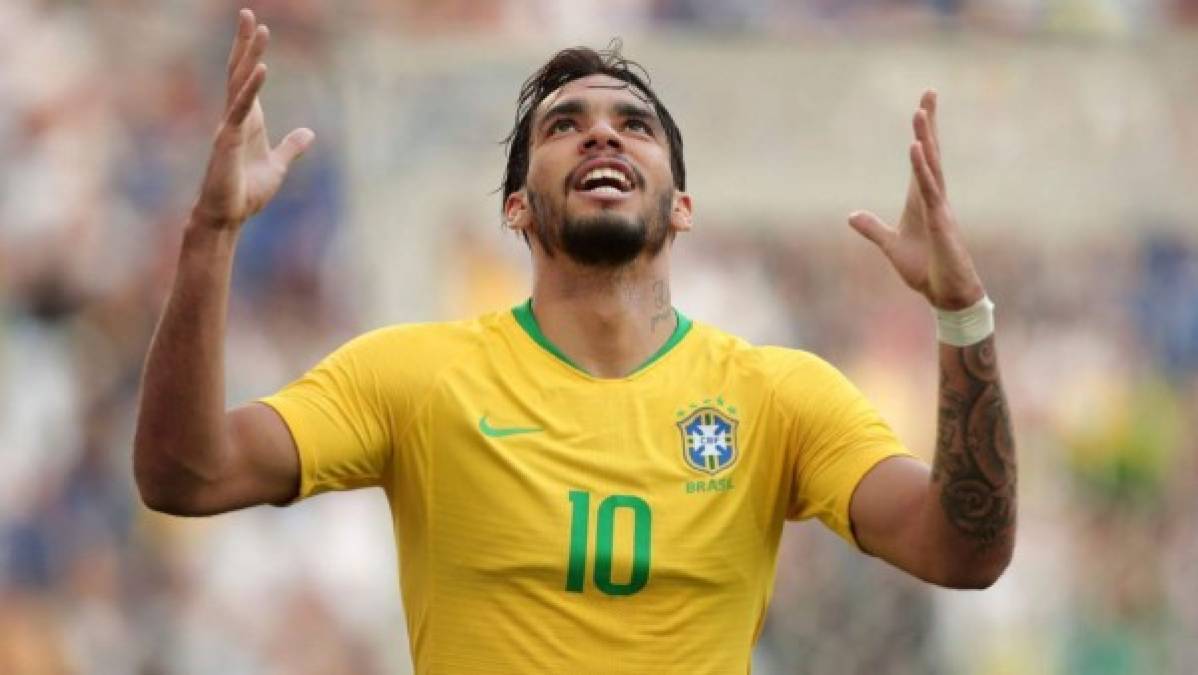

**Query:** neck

left=529, top=253, right=677, bottom=378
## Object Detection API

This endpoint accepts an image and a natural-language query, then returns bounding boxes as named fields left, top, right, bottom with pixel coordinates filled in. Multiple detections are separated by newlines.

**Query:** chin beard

left=529, top=191, right=673, bottom=268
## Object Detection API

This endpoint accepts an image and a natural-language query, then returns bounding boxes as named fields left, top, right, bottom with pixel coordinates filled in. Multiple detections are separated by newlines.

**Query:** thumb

left=274, top=127, right=315, bottom=168
left=847, top=210, right=896, bottom=254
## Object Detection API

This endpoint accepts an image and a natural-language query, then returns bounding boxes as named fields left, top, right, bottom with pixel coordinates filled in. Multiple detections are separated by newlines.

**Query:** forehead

left=534, top=73, right=650, bottom=118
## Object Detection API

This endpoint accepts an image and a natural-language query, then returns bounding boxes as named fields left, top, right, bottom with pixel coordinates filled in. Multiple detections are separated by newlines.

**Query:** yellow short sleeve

left=774, top=351, right=915, bottom=547
left=259, top=329, right=400, bottom=500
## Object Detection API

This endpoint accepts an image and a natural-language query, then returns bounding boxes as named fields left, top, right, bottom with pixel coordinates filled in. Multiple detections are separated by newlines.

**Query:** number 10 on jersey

left=566, top=490, right=652, bottom=596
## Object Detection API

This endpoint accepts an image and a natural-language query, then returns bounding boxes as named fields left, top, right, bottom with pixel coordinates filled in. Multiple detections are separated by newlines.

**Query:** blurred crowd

left=2, top=0, right=1198, bottom=673
left=344, top=0, right=1198, bottom=36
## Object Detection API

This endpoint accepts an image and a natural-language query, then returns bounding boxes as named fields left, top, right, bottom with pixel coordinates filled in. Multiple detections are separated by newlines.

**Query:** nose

left=580, top=120, right=622, bottom=154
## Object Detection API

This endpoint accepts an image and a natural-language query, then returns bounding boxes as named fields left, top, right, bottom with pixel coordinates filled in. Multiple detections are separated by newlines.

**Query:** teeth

left=580, top=167, right=630, bottom=190
left=589, top=185, right=623, bottom=195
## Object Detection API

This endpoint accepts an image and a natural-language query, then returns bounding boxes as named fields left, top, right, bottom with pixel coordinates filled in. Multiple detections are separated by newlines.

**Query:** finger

left=910, top=141, right=943, bottom=211
left=848, top=210, right=898, bottom=254
left=228, top=25, right=269, bottom=104
left=227, top=63, right=266, bottom=127
left=921, top=89, right=939, bottom=141
left=226, top=9, right=255, bottom=77
left=229, top=24, right=269, bottom=98
left=920, top=90, right=945, bottom=189
left=914, top=110, right=945, bottom=191
left=273, top=128, right=316, bottom=168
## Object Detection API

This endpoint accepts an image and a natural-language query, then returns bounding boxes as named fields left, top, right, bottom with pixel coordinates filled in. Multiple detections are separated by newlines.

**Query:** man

left=135, top=9, right=1015, bottom=673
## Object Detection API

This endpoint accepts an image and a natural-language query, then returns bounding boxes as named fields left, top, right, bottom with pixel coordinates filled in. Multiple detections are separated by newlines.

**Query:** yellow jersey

left=260, top=301, right=912, bottom=674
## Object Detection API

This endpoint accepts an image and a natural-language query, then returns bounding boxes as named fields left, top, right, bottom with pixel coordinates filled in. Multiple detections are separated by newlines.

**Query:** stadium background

left=2, top=0, right=1197, bottom=672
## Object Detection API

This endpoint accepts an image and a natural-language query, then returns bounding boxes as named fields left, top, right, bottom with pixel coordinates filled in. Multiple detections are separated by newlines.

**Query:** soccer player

left=134, top=9, right=1015, bottom=672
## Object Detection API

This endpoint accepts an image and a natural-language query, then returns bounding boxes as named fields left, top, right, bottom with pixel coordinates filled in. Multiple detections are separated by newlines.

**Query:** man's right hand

left=135, top=9, right=309, bottom=516
left=193, top=8, right=314, bottom=230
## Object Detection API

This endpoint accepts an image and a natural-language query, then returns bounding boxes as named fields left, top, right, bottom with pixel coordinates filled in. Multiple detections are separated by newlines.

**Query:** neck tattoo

left=650, top=279, right=672, bottom=332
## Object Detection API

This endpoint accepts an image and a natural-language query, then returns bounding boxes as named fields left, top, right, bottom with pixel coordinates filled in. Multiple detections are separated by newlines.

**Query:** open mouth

left=573, top=164, right=634, bottom=196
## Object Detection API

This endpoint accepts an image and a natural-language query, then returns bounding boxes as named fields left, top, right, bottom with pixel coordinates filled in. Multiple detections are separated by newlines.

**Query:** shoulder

left=756, top=345, right=847, bottom=387
left=350, top=312, right=503, bottom=350
left=687, top=320, right=834, bottom=381
left=686, top=320, right=857, bottom=410
left=325, top=310, right=508, bottom=385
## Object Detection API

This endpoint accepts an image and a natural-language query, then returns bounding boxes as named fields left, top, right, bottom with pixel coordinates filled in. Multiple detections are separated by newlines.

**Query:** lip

left=573, top=186, right=633, bottom=204
left=569, top=157, right=637, bottom=194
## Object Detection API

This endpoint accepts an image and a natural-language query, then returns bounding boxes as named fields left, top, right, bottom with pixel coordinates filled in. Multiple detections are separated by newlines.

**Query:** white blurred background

left=2, top=1, right=1197, bottom=673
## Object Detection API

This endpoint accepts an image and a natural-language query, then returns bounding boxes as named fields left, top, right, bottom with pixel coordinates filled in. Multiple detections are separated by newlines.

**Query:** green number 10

left=566, top=490, right=652, bottom=596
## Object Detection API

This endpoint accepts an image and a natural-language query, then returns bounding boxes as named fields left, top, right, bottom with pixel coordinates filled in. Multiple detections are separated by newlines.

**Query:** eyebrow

left=613, top=101, right=659, bottom=125
left=536, top=98, right=662, bottom=131
left=538, top=100, right=586, bottom=130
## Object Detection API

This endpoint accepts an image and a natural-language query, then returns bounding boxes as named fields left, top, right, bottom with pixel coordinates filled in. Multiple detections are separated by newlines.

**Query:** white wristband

left=935, top=296, right=995, bottom=347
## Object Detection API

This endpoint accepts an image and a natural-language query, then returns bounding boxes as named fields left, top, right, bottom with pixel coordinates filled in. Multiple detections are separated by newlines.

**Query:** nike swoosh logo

left=478, top=415, right=543, bottom=438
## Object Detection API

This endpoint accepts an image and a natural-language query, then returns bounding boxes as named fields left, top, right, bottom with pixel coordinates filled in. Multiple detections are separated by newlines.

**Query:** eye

left=626, top=118, right=653, bottom=135
left=549, top=118, right=577, bottom=135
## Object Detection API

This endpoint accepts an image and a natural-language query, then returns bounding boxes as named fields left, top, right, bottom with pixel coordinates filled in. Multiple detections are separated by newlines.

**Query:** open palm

left=193, top=9, right=314, bottom=229
left=849, top=91, right=984, bottom=311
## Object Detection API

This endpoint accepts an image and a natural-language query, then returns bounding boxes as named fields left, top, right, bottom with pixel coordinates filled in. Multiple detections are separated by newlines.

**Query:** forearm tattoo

left=932, top=336, right=1015, bottom=549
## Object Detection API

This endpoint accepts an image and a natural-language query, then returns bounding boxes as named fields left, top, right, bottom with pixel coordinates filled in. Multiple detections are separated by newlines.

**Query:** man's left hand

left=848, top=90, right=985, bottom=311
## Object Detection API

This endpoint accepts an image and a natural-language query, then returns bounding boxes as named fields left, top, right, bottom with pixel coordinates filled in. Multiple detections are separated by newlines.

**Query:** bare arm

left=846, top=91, right=1015, bottom=588
left=849, top=337, right=1014, bottom=588
left=134, top=9, right=315, bottom=516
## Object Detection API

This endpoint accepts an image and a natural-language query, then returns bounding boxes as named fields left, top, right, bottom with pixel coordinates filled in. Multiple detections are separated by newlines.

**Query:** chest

left=396, top=376, right=791, bottom=598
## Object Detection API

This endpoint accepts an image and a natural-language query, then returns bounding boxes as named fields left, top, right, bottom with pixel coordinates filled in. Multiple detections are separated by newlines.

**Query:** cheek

left=526, top=143, right=573, bottom=190
left=526, top=161, right=551, bottom=190
left=633, top=145, right=674, bottom=186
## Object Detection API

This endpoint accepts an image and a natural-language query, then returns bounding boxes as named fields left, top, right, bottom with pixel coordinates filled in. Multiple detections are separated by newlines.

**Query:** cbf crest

left=676, top=398, right=740, bottom=475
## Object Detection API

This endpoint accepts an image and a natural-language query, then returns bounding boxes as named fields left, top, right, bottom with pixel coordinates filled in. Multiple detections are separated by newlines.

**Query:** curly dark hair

left=500, top=41, right=686, bottom=215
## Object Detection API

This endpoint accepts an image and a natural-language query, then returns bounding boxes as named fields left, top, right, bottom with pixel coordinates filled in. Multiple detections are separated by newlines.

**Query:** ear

left=669, top=191, right=694, bottom=233
left=504, top=190, right=530, bottom=233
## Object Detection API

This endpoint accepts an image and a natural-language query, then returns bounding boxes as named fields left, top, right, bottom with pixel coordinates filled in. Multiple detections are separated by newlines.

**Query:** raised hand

left=847, top=91, right=985, bottom=311
left=192, top=9, right=315, bottom=230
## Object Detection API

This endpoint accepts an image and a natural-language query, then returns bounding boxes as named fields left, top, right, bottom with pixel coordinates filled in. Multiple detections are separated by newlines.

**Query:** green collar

left=512, top=298, right=693, bottom=377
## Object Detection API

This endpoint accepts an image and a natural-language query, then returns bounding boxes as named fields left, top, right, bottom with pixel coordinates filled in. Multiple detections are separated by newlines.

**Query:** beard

left=528, top=189, right=673, bottom=268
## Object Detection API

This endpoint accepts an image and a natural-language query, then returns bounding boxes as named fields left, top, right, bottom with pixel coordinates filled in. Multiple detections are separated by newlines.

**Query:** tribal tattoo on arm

left=932, top=336, right=1016, bottom=551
